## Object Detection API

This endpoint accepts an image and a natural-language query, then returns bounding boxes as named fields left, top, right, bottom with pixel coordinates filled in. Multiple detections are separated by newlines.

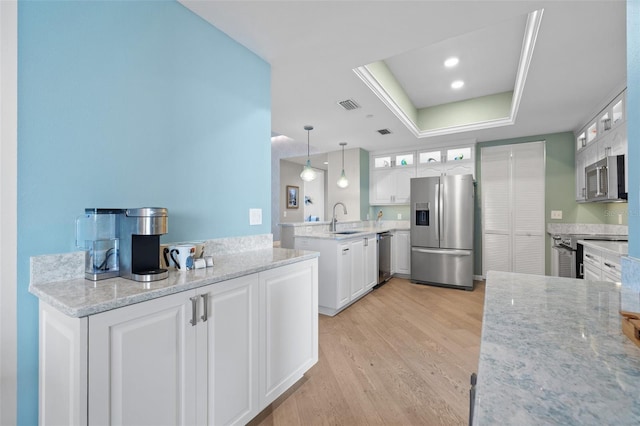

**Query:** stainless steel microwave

left=585, top=155, right=627, bottom=202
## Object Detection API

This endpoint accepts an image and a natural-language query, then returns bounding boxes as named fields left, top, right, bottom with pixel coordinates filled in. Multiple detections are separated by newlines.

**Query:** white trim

left=0, top=1, right=18, bottom=424
left=353, top=9, right=544, bottom=139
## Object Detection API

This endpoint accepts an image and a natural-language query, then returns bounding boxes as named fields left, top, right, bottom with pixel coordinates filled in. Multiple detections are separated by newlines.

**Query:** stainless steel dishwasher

left=377, top=232, right=392, bottom=285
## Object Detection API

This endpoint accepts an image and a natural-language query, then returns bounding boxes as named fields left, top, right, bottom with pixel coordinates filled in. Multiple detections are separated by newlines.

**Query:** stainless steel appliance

left=551, top=233, right=627, bottom=278
left=585, top=155, right=627, bottom=202
left=551, top=236, right=576, bottom=278
left=410, top=174, right=474, bottom=290
left=377, top=232, right=392, bottom=285
left=118, top=207, right=169, bottom=282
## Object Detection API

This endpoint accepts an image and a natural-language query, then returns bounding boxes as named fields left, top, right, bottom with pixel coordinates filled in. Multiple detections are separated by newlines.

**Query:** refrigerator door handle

left=434, top=183, right=440, bottom=241
left=412, top=247, right=471, bottom=256
left=438, top=182, right=444, bottom=243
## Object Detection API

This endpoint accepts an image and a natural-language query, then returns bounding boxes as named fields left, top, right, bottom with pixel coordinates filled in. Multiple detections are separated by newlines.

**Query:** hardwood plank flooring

left=251, top=278, right=485, bottom=426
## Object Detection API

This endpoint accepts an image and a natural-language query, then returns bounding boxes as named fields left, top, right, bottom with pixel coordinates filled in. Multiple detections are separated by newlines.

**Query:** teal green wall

left=475, top=132, right=627, bottom=276
left=369, top=205, right=410, bottom=221
left=418, top=91, right=512, bottom=130
left=366, top=61, right=418, bottom=122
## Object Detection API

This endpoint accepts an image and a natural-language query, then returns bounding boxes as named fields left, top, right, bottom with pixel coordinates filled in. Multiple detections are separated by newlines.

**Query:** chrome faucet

left=330, top=202, right=347, bottom=232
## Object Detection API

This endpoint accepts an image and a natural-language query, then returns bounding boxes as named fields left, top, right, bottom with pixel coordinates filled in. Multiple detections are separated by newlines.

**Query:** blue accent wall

left=17, top=1, right=270, bottom=423
left=628, top=0, right=640, bottom=256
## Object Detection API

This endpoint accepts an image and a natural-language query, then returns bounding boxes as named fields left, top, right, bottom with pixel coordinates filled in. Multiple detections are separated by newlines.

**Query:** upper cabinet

left=575, top=88, right=627, bottom=202
left=417, top=145, right=475, bottom=178
left=370, top=152, right=415, bottom=205
left=370, top=142, right=475, bottom=206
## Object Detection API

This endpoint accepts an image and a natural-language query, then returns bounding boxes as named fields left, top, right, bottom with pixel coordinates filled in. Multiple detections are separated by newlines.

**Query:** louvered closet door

left=512, top=142, right=545, bottom=274
left=481, top=145, right=512, bottom=275
left=481, top=142, right=545, bottom=276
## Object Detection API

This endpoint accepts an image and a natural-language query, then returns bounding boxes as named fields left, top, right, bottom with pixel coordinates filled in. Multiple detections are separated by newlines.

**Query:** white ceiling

left=180, top=0, right=626, bottom=158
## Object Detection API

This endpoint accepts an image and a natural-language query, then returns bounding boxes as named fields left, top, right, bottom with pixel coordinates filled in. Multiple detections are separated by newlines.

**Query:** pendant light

left=300, top=125, right=317, bottom=182
left=337, top=142, right=349, bottom=188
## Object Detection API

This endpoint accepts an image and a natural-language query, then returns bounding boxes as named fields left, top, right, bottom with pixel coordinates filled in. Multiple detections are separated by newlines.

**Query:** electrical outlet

left=397, top=213, right=402, bottom=220
left=283, top=211, right=287, bottom=218
left=249, top=208, right=262, bottom=225
left=550, top=210, right=562, bottom=220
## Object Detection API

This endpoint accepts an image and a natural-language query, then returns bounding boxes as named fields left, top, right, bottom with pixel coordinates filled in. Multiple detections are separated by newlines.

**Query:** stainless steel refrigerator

left=410, top=174, right=474, bottom=290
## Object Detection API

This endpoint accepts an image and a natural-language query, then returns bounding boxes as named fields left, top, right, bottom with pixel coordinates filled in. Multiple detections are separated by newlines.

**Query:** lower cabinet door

left=350, top=238, right=366, bottom=299
left=198, top=274, right=260, bottom=426
left=259, top=259, right=319, bottom=407
left=88, top=291, right=197, bottom=426
left=364, top=236, right=378, bottom=289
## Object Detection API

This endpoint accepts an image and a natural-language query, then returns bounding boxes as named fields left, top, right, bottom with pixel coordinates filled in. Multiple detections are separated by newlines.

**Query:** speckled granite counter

left=29, top=247, right=318, bottom=318
left=579, top=239, right=629, bottom=256
left=474, top=270, right=640, bottom=425
left=279, top=220, right=409, bottom=248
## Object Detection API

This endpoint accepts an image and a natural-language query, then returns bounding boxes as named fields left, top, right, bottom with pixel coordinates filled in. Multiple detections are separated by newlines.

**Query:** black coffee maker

left=118, top=208, right=169, bottom=282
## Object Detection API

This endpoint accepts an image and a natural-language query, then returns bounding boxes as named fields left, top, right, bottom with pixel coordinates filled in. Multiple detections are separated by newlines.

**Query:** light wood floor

left=251, top=278, right=485, bottom=426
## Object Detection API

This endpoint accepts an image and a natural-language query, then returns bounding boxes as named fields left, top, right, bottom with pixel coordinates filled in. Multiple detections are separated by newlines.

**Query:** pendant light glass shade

left=300, top=159, right=316, bottom=181
left=300, top=125, right=317, bottom=182
left=337, top=142, right=349, bottom=188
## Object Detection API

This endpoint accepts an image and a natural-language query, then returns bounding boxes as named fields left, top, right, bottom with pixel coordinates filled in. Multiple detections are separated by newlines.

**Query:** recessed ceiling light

left=444, top=57, right=459, bottom=68
left=451, top=80, right=464, bottom=89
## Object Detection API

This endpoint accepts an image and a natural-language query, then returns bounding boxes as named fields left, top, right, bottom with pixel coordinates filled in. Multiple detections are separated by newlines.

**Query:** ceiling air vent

left=377, top=128, right=392, bottom=135
left=337, top=99, right=360, bottom=111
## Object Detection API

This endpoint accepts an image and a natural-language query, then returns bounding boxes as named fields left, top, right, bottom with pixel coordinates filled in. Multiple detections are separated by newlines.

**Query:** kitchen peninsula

left=30, top=235, right=319, bottom=426
left=474, top=271, right=640, bottom=424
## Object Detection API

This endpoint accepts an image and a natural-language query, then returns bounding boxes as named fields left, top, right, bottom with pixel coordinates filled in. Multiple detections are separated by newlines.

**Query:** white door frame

left=0, top=1, right=18, bottom=424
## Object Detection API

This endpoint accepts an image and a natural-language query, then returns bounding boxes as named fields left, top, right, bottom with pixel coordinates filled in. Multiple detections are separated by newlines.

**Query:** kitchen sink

left=331, top=230, right=361, bottom=235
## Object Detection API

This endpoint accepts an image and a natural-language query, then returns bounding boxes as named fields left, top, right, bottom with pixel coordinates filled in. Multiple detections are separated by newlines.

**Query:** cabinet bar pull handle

left=200, top=293, right=209, bottom=322
left=604, top=262, right=616, bottom=269
left=189, top=296, right=199, bottom=326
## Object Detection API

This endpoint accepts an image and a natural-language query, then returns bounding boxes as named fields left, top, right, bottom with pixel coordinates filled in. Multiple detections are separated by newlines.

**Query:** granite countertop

left=546, top=223, right=628, bottom=237
left=578, top=239, right=629, bottom=256
left=292, top=222, right=409, bottom=241
left=294, top=228, right=379, bottom=241
left=29, top=247, right=318, bottom=318
left=474, top=271, right=640, bottom=425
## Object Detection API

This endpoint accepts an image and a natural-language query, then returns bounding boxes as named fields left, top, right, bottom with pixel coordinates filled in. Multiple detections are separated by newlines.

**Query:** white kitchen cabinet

left=582, top=244, right=622, bottom=283
left=392, top=230, right=411, bottom=276
left=39, top=259, right=318, bottom=426
left=39, top=302, right=88, bottom=426
left=349, top=238, right=366, bottom=299
left=575, top=88, right=627, bottom=202
left=295, top=234, right=376, bottom=316
left=364, top=235, right=377, bottom=290
left=87, top=291, right=198, bottom=426
left=583, top=247, right=602, bottom=281
left=89, top=275, right=259, bottom=426
left=199, top=275, right=260, bottom=426
left=259, top=261, right=318, bottom=408
left=337, top=241, right=351, bottom=307
left=370, top=167, right=414, bottom=205
left=417, top=145, right=475, bottom=178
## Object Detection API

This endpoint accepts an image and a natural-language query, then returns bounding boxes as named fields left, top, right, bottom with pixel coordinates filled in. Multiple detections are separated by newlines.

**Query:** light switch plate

left=397, top=213, right=402, bottom=219
left=249, top=208, right=262, bottom=225
left=551, top=210, right=562, bottom=220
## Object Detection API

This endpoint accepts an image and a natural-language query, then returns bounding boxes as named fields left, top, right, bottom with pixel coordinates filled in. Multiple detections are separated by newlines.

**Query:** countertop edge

left=30, top=249, right=319, bottom=318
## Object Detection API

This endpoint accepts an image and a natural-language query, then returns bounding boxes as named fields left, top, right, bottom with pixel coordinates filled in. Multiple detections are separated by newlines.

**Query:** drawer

left=583, top=248, right=602, bottom=268
left=602, top=252, right=622, bottom=281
